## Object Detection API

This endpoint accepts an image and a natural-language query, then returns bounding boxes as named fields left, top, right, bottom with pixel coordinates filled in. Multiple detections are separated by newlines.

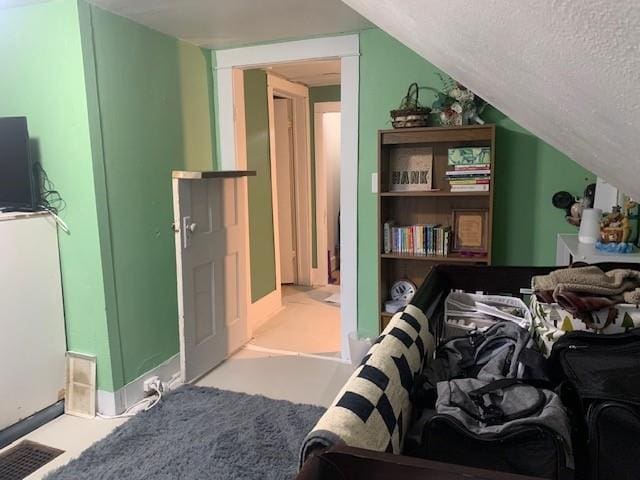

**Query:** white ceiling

left=0, top=0, right=50, bottom=8
left=344, top=0, right=640, bottom=200
left=267, top=59, right=341, bottom=87
left=86, top=0, right=372, bottom=49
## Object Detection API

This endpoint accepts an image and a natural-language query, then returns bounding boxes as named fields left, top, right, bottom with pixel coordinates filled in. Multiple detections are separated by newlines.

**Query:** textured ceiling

left=87, top=0, right=372, bottom=49
left=267, top=59, right=341, bottom=87
left=0, top=0, right=51, bottom=8
left=343, top=0, right=640, bottom=199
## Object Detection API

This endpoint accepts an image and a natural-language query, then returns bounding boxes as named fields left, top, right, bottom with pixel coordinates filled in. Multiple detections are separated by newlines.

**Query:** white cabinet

left=0, top=212, right=66, bottom=430
left=556, top=233, right=640, bottom=266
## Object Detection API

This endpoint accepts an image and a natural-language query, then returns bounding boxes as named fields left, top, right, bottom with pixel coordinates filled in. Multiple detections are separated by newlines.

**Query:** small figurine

left=600, top=206, right=629, bottom=243
left=596, top=202, right=637, bottom=253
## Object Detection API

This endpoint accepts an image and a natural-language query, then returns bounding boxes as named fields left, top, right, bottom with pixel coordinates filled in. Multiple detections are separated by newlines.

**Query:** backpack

left=418, top=378, right=574, bottom=479
left=411, top=321, right=548, bottom=410
left=548, top=329, right=640, bottom=480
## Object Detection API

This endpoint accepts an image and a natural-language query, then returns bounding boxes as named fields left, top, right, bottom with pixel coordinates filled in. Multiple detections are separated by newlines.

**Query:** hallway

left=249, top=285, right=341, bottom=358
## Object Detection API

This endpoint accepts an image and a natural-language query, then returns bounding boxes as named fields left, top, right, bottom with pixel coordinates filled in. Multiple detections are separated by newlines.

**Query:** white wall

left=343, top=0, right=640, bottom=200
left=323, top=112, right=341, bottom=269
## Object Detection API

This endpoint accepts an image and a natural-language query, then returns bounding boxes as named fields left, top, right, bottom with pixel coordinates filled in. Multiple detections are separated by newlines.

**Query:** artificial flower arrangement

left=428, top=73, right=488, bottom=126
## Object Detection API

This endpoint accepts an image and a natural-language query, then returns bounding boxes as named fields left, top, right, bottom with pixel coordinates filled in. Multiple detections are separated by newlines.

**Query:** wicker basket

left=390, top=83, right=431, bottom=128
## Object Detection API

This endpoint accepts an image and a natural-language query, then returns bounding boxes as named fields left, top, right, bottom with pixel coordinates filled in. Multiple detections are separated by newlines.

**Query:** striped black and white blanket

left=299, top=304, right=434, bottom=466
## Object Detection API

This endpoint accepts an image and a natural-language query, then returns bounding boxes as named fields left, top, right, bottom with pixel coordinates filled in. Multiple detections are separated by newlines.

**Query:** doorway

left=214, top=35, right=359, bottom=361
left=244, top=61, right=343, bottom=358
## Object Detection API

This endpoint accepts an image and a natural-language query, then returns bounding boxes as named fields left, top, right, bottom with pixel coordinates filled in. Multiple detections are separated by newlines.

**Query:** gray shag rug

left=45, top=386, right=324, bottom=480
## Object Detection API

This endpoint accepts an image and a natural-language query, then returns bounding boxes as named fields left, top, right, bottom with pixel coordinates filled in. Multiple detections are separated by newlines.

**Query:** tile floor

left=2, top=284, right=347, bottom=479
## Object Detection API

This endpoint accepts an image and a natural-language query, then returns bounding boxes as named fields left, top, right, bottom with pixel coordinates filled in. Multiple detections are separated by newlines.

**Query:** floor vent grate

left=0, top=440, right=64, bottom=480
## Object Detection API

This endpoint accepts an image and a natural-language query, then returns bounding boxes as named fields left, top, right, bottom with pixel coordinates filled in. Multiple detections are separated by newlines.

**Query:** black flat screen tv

left=0, top=116, right=38, bottom=211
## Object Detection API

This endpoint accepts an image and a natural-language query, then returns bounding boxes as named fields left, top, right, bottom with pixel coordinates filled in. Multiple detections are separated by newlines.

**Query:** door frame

left=215, top=35, right=359, bottom=361
left=267, top=74, right=312, bottom=288
left=312, top=101, right=341, bottom=286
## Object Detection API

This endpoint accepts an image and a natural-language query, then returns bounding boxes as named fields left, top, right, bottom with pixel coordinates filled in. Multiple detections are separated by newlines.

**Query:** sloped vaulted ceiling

left=344, top=0, right=640, bottom=199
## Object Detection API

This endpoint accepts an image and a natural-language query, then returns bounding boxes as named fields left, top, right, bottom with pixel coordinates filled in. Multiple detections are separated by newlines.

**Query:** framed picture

left=389, top=147, right=433, bottom=192
left=451, top=209, right=488, bottom=253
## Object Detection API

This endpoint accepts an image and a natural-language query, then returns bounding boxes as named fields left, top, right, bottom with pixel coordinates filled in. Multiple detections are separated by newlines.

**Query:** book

left=450, top=184, right=490, bottom=192
left=454, top=164, right=491, bottom=171
left=445, top=169, right=491, bottom=176
left=383, top=220, right=395, bottom=253
left=385, top=224, right=451, bottom=257
left=449, top=179, right=491, bottom=185
left=448, top=147, right=490, bottom=166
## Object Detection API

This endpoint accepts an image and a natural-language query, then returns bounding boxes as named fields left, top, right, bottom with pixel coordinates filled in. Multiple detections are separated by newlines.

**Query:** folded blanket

left=533, top=266, right=640, bottom=304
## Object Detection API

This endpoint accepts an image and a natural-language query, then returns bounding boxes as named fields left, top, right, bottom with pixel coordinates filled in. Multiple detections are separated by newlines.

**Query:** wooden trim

left=380, top=253, right=489, bottom=263
left=380, top=191, right=490, bottom=198
left=381, top=124, right=494, bottom=145
left=378, top=124, right=493, bottom=135
left=267, top=73, right=313, bottom=287
left=268, top=73, right=308, bottom=97
left=265, top=81, right=284, bottom=312
left=213, top=36, right=360, bottom=362
left=215, top=35, right=360, bottom=68
left=248, top=288, right=284, bottom=333
left=172, top=170, right=256, bottom=179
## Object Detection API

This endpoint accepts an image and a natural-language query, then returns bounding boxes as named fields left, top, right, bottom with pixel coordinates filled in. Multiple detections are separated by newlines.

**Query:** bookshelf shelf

left=380, top=253, right=489, bottom=263
left=380, top=191, right=491, bottom=198
left=377, top=125, right=495, bottom=333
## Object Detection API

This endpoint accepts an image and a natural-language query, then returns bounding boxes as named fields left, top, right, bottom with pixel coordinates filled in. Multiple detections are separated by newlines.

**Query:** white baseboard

left=248, top=288, right=283, bottom=334
left=96, top=354, right=181, bottom=416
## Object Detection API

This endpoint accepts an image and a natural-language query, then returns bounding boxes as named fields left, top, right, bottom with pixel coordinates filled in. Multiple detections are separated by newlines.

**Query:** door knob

left=188, top=223, right=197, bottom=233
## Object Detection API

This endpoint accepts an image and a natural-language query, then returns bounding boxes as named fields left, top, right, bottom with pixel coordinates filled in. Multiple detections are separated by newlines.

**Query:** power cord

left=97, top=383, right=163, bottom=420
left=38, top=204, right=70, bottom=234
left=34, top=162, right=65, bottom=215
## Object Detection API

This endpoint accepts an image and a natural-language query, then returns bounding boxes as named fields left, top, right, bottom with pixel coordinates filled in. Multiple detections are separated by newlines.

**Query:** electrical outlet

left=143, top=375, right=161, bottom=393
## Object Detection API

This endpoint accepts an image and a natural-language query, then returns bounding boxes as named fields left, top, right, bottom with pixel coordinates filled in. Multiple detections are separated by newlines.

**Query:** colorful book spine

left=445, top=169, right=491, bottom=176
left=385, top=224, right=451, bottom=257
left=448, top=178, right=491, bottom=185
left=454, top=164, right=491, bottom=171
left=450, top=184, right=490, bottom=192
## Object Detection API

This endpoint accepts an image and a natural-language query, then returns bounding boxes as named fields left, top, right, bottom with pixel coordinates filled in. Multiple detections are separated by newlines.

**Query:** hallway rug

left=45, top=386, right=325, bottom=480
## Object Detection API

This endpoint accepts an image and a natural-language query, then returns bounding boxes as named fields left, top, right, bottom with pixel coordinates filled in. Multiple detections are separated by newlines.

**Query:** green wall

left=0, top=0, right=119, bottom=391
left=244, top=69, right=277, bottom=301
left=79, top=3, right=216, bottom=388
left=2, top=6, right=593, bottom=391
left=356, top=29, right=595, bottom=337
left=309, top=85, right=341, bottom=268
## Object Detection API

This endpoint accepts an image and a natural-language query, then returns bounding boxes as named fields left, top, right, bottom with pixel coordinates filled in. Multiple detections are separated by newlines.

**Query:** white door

left=274, top=98, right=297, bottom=284
left=173, top=177, right=248, bottom=382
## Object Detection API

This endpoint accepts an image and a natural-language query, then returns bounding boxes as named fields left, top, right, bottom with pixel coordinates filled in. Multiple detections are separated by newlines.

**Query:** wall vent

left=0, top=440, right=63, bottom=480
left=65, top=352, right=97, bottom=418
